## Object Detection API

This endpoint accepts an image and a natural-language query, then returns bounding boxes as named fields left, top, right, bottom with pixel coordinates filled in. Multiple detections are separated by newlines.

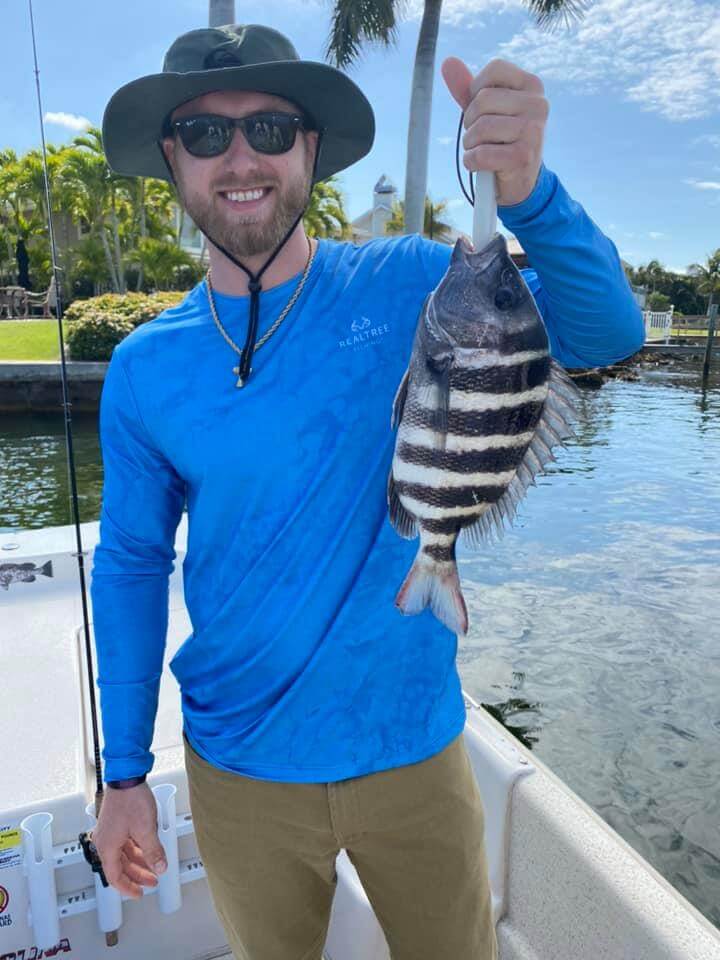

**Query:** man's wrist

left=106, top=774, right=148, bottom=790
left=497, top=162, right=556, bottom=228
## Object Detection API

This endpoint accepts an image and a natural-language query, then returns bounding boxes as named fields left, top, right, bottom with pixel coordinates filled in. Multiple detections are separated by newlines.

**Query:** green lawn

left=0, top=320, right=62, bottom=360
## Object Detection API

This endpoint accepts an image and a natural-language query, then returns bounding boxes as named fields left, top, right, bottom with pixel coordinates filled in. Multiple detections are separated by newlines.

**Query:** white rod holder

left=20, top=812, right=60, bottom=950
left=472, top=170, right=497, bottom=251
left=153, top=783, right=182, bottom=913
left=84, top=803, right=123, bottom=932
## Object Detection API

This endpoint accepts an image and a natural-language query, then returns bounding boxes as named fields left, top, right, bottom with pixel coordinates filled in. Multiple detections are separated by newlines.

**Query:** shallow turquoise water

left=1, top=359, right=718, bottom=930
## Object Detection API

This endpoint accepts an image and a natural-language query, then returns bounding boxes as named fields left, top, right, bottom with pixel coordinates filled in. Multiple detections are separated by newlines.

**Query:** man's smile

left=219, top=185, right=274, bottom=210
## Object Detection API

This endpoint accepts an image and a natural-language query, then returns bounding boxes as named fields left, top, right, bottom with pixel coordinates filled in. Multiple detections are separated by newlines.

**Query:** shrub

left=647, top=291, right=671, bottom=312
left=64, top=290, right=186, bottom=361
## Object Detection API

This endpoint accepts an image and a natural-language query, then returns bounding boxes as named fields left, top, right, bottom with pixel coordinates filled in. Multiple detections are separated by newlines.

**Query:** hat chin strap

left=157, top=129, right=324, bottom=386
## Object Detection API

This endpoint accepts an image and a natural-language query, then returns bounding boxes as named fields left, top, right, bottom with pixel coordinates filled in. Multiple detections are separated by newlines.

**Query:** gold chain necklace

left=205, top=235, right=316, bottom=387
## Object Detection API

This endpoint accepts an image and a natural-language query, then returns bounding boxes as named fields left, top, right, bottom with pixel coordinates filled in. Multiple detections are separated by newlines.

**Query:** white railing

left=643, top=305, right=674, bottom=344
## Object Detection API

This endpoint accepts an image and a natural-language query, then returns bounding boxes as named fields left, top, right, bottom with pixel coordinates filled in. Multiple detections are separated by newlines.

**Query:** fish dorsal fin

left=460, top=358, right=583, bottom=549
left=387, top=469, right=418, bottom=539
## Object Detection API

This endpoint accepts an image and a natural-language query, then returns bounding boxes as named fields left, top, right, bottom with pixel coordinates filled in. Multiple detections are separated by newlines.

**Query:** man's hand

left=91, top=784, right=167, bottom=899
left=441, top=57, right=549, bottom=207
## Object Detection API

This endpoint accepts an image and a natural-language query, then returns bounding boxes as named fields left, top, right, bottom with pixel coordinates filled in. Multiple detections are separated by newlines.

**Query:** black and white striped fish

left=387, top=231, right=582, bottom=635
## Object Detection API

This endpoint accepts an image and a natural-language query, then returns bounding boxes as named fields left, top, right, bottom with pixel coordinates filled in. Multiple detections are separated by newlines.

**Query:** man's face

left=162, top=89, right=318, bottom=259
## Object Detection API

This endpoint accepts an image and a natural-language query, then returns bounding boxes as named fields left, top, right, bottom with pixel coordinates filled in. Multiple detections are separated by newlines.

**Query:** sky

left=3, top=0, right=719, bottom=274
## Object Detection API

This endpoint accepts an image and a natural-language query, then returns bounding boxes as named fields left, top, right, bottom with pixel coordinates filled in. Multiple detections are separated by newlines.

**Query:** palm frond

left=523, top=0, right=592, bottom=32
left=323, top=0, right=402, bottom=69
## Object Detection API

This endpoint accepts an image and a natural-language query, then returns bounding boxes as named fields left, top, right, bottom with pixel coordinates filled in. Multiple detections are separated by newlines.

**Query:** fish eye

left=494, top=286, right=514, bottom=310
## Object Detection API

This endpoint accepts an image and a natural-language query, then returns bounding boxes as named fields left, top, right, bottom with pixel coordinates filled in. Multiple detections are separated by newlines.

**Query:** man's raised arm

left=497, top=161, right=646, bottom=368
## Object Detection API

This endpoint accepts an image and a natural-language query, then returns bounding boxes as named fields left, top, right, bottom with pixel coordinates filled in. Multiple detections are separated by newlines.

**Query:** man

left=90, top=23, right=645, bottom=960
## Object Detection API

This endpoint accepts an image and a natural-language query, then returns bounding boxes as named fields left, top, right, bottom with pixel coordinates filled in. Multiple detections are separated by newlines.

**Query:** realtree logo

left=339, top=317, right=391, bottom=350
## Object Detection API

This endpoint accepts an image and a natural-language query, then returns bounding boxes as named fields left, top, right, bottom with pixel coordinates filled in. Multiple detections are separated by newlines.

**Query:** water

left=1, top=360, right=719, bottom=931
left=457, top=361, right=720, bottom=930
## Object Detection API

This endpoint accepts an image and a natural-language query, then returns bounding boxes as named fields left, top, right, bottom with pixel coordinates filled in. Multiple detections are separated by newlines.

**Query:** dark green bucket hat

left=102, top=23, right=375, bottom=185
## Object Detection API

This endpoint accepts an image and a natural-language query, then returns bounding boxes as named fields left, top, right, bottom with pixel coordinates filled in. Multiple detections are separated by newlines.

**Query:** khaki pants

left=183, top=730, right=498, bottom=960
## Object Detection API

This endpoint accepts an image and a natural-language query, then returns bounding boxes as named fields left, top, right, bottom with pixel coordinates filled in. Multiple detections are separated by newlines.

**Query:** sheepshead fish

left=387, top=231, right=582, bottom=635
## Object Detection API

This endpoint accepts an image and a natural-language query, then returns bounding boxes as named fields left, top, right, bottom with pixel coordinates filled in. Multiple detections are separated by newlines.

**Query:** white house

left=349, top=173, right=529, bottom=267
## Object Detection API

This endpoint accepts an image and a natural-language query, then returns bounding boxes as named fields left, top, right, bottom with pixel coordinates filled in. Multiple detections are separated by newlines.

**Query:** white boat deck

left=2, top=517, right=193, bottom=809
left=2, top=518, right=720, bottom=960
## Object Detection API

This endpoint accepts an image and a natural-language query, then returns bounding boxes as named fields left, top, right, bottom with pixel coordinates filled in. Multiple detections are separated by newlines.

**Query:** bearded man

left=89, top=23, right=644, bottom=960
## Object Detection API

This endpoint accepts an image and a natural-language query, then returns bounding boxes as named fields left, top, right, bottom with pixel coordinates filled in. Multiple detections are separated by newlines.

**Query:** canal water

left=1, top=358, right=719, bottom=932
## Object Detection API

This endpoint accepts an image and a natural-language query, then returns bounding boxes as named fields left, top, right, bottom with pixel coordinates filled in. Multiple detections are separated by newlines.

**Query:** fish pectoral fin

left=390, top=368, right=411, bottom=430
left=387, top=470, right=418, bottom=539
left=422, top=353, right=452, bottom=437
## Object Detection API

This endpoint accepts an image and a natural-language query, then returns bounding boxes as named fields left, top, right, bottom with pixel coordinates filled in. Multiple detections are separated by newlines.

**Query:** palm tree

left=0, top=145, right=70, bottom=286
left=58, top=128, right=140, bottom=293
left=322, top=0, right=590, bottom=236
left=209, top=0, right=234, bottom=27
left=640, top=259, right=665, bottom=296
left=385, top=195, right=454, bottom=242
left=129, top=238, right=201, bottom=290
left=303, top=175, right=352, bottom=238
left=687, top=250, right=720, bottom=317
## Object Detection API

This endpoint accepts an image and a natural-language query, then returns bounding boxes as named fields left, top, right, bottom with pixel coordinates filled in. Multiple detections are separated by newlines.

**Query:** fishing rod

left=26, top=0, right=114, bottom=927
left=23, top=0, right=485, bottom=919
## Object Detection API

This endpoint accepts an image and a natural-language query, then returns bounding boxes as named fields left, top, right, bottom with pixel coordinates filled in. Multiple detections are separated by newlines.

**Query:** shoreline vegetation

left=0, top=296, right=714, bottom=387
left=0, top=323, right=707, bottom=378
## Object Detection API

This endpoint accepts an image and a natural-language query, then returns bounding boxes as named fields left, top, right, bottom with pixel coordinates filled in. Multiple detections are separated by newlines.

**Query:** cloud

left=427, top=0, right=719, bottom=122
left=691, top=133, right=720, bottom=149
left=436, top=135, right=455, bottom=145
left=406, top=0, right=496, bottom=27
left=648, top=231, right=666, bottom=239
left=44, top=111, right=92, bottom=132
left=684, top=178, right=720, bottom=190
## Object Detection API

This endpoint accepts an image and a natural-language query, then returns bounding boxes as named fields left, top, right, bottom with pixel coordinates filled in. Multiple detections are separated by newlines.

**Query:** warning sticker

left=0, top=828, right=22, bottom=870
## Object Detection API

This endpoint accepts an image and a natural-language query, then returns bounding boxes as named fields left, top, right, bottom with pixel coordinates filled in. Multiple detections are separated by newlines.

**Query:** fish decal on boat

left=387, top=232, right=582, bottom=635
left=0, top=560, right=54, bottom=590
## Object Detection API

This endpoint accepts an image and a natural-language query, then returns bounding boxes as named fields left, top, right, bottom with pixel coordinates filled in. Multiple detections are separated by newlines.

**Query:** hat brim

left=102, top=60, right=375, bottom=184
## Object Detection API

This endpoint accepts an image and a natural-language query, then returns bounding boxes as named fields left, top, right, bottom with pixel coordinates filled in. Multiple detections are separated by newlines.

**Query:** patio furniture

left=0, top=286, right=29, bottom=319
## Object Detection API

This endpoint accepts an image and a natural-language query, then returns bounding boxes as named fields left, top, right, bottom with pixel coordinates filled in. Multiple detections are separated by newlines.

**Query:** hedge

left=64, top=291, right=186, bottom=361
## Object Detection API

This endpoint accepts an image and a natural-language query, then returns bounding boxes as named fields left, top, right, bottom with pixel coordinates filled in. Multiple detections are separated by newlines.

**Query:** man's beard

left=176, top=152, right=313, bottom=260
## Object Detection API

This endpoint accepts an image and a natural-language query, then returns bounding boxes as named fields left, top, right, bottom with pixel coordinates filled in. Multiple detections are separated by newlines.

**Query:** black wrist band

left=106, top=774, right=147, bottom=790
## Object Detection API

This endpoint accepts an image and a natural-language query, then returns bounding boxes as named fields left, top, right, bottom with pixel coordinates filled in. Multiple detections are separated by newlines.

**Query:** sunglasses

left=167, top=111, right=312, bottom=158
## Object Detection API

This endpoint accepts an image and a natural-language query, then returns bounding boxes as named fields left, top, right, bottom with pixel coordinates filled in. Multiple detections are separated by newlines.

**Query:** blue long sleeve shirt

left=89, top=162, right=645, bottom=782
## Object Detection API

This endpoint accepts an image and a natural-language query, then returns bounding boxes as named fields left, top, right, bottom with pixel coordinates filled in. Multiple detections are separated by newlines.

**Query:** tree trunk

left=403, top=0, right=443, bottom=237
left=209, top=0, right=235, bottom=26
left=137, top=180, right=146, bottom=291
left=15, top=237, right=31, bottom=288
left=176, top=204, right=185, bottom=248
left=109, top=187, right=126, bottom=293
left=99, top=226, right=120, bottom=293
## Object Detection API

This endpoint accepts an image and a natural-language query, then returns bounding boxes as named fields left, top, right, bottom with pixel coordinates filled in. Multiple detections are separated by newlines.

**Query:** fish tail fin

left=395, top=554, right=468, bottom=635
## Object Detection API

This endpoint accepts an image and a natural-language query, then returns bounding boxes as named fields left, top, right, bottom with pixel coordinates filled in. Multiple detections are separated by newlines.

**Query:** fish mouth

left=455, top=231, right=507, bottom=265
